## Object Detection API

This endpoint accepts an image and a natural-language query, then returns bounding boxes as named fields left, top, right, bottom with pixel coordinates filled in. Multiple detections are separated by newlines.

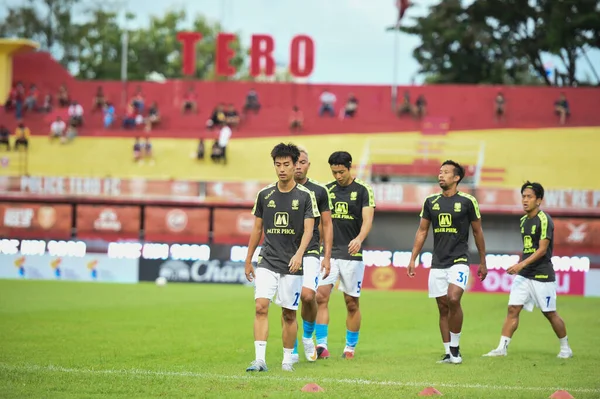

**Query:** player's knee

left=282, top=309, right=296, bottom=324
left=447, top=294, right=461, bottom=308
left=255, top=301, right=269, bottom=317
left=316, top=289, right=330, bottom=306
left=301, top=288, right=316, bottom=304
left=542, top=310, right=557, bottom=320
left=344, top=296, right=359, bottom=314
left=507, top=305, right=521, bottom=318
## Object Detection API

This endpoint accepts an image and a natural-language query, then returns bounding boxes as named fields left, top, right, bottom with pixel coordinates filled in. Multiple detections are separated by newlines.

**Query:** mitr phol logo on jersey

left=266, top=212, right=295, bottom=235
left=435, top=213, right=457, bottom=233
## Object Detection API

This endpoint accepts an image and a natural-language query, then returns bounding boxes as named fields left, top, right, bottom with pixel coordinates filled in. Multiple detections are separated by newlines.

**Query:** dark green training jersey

left=300, top=178, right=332, bottom=258
left=326, top=179, right=375, bottom=261
left=420, top=191, right=480, bottom=269
left=252, top=182, right=320, bottom=275
left=518, top=211, right=555, bottom=282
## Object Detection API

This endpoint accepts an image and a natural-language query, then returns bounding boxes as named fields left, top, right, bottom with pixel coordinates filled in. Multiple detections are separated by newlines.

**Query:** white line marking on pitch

left=0, top=363, right=598, bottom=394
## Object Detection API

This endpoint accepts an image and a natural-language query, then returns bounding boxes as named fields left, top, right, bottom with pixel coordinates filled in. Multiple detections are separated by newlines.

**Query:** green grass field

left=1, top=280, right=599, bottom=399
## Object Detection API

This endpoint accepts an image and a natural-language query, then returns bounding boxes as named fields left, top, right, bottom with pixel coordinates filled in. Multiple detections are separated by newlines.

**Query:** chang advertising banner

left=0, top=254, right=138, bottom=283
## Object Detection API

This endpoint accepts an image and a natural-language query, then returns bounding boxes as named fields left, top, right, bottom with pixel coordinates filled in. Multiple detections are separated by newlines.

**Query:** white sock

left=255, top=341, right=267, bottom=362
left=443, top=342, right=450, bottom=355
left=498, top=336, right=511, bottom=351
left=283, top=348, right=294, bottom=364
left=450, top=331, right=461, bottom=347
left=559, top=336, right=569, bottom=350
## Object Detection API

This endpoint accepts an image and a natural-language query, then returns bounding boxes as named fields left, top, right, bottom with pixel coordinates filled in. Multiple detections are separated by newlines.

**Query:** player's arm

left=289, top=192, right=319, bottom=272
left=408, top=198, right=432, bottom=277
left=321, top=210, right=333, bottom=260
left=245, top=191, right=265, bottom=281
left=348, top=185, right=376, bottom=255
left=468, top=197, right=487, bottom=280
left=508, top=216, right=553, bottom=274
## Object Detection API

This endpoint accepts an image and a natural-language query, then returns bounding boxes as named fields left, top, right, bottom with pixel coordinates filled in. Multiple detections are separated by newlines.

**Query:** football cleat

left=483, top=348, right=507, bottom=357
left=246, top=359, right=268, bottom=372
left=302, top=338, right=318, bottom=362
left=317, top=345, right=330, bottom=359
left=557, top=348, right=573, bottom=359
left=281, top=362, right=295, bottom=372
left=437, top=354, right=451, bottom=363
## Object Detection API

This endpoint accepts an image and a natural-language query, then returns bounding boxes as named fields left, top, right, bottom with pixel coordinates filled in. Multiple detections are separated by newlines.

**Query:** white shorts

left=508, top=275, right=557, bottom=312
left=302, top=256, right=321, bottom=292
left=254, top=267, right=303, bottom=310
left=428, top=264, right=470, bottom=298
left=318, top=258, right=365, bottom=298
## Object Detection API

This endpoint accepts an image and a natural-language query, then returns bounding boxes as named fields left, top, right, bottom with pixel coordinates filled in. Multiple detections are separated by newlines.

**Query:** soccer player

left=290, top=147, right=334, bottom=363
left=483, top=181, right=573, bottom=359
left=244, top=143, right=320, bottom=372
left=408, top=160, right=488, bottom=364
left=315, top=151, right=375, bottom=359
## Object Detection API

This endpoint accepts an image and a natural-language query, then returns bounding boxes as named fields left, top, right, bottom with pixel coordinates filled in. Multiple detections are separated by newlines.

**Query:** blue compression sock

left=346, top=329, right=360, bottom=348
left=315, top=324, right=328, bottom=347
left=292, top=338, right=298, bottom=354
left=303, top=320, right=316, bottom=340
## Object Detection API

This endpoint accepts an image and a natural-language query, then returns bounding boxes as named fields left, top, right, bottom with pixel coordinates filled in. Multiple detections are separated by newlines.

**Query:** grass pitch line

left=1, top=363, right=599, bottom=394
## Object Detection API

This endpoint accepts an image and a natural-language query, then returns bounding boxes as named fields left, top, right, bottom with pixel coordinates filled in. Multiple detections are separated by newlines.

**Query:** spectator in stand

left=25, top=84, right=39, bottom=112
left=319, top=89, right=336, bottom=117
left=4, top=83, right=17, bottom=111
left=68, top=101, right=84, bottom=127
left=133, top=137, right=143, bottom=162
left=123, top=104, right=137, bottom=129
left=182, top=86, right=198, bottom=114
left=63, top=122, right=78, bottom=144
left=196, top=138, right=205, bottom=160
left=225, top=103, right=240, bottom=128
left=555, top=93, right=570, bottom=125
left=218, top=122, right=232, bottom=165
left=343, top=94, right=359, bottom=119
left=0, top=125, right=10, bottom=150
left=13, top=83, right=25, bottom=119
left=131, top=86, right=145, bottom=113
left=103, top=102, right=115, bottom=128
left=206, top=104, right=226, bottom=130
left=243, top=88, right=261, bottom=114
left=145, top=102, right=160, bottom=132
left=396, top=91, right=413, bottom=117
left=494, top=92, right=505, bottom=122
left=49, top=116, right=66, bottom=142
left=290, top=106, right=303, bottom=133
left=41, top=94, right=53, bottom=113
left=143, top=137, right=154, bottom=162
left=14, top=122, right=30, bottom=151
left=210, top=140, right=223, bottom=163
left=93, top=86, right=106, bottom=112
left=415, top=94, right=427, bottom=119
left=58, top=84, right=70, bottom=107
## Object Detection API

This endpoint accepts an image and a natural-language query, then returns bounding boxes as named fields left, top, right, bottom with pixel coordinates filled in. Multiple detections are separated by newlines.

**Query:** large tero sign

left=176, top=32, right=315, bottom=77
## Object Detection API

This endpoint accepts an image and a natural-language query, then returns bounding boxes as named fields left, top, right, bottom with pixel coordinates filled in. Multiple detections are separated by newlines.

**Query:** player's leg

left=338, top=260, right=366, bottom=358
left=277, top=274, right=303, bottom=371
left=314, top=259, right=340, bottom=359
left=247, top=268, right=277, bottom=372
left=445, top=264, right=471, bottom=364
left=428, top=268, right=452, bottom=363
left=534, top=281, right=572, bottom=358
left=295, top=256, right=320, bottom=362
left=484, top=275, right=532, bottom=357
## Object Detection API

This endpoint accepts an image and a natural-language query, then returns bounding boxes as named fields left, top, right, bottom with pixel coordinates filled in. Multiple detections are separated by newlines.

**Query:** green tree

left=395, top=0, right=600, bottom=86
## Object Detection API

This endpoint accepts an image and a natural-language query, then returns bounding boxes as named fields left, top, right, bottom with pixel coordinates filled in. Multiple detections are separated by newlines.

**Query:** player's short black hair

left=441, top=160, right=465, bottom=183
left=521, top=181, right=544, bottom=199
left=271, top=142, right=300, bottom=164
left=328, top=151, right=352, bottom=169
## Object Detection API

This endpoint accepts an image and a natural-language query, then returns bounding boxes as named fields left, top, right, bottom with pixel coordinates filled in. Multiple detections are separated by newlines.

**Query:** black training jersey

left=420, top=192, right=480, bottom=269
left=252, top=182, right=320, bottom=275
left=301, top=178, right=332, bottom=258
left=326, top=179, right=376, bottom=261
left=518, top=211, right=555, bottom=282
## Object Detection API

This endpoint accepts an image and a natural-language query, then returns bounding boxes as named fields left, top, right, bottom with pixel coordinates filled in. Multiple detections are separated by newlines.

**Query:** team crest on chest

left=291, top=199, right=299, bottom=210
left=432, top=203, right=440, bottom=211
left=531, top=225, right=536, bottom=234
left=454, top=203, right=461, bottom=212
left=350, top=191, right=357, bottom=201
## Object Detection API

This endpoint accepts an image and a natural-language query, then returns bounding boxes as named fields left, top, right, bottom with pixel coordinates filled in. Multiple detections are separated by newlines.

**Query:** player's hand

left=407, top=261, right=416, bottom=278
left=245, top=262, right=255, bottom=282
left=477, top=263, right=488, bottom=281
left=348, top=238, right=362, bottom=255
left=320, top=257, right=331, bottom=279
left=289, top=253, right=303, bottom=273
left=507, top=263, right=524, bottom=275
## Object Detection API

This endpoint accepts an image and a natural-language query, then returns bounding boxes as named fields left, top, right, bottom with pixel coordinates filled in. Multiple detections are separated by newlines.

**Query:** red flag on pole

left=396, top=0, right=410, bottom=25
